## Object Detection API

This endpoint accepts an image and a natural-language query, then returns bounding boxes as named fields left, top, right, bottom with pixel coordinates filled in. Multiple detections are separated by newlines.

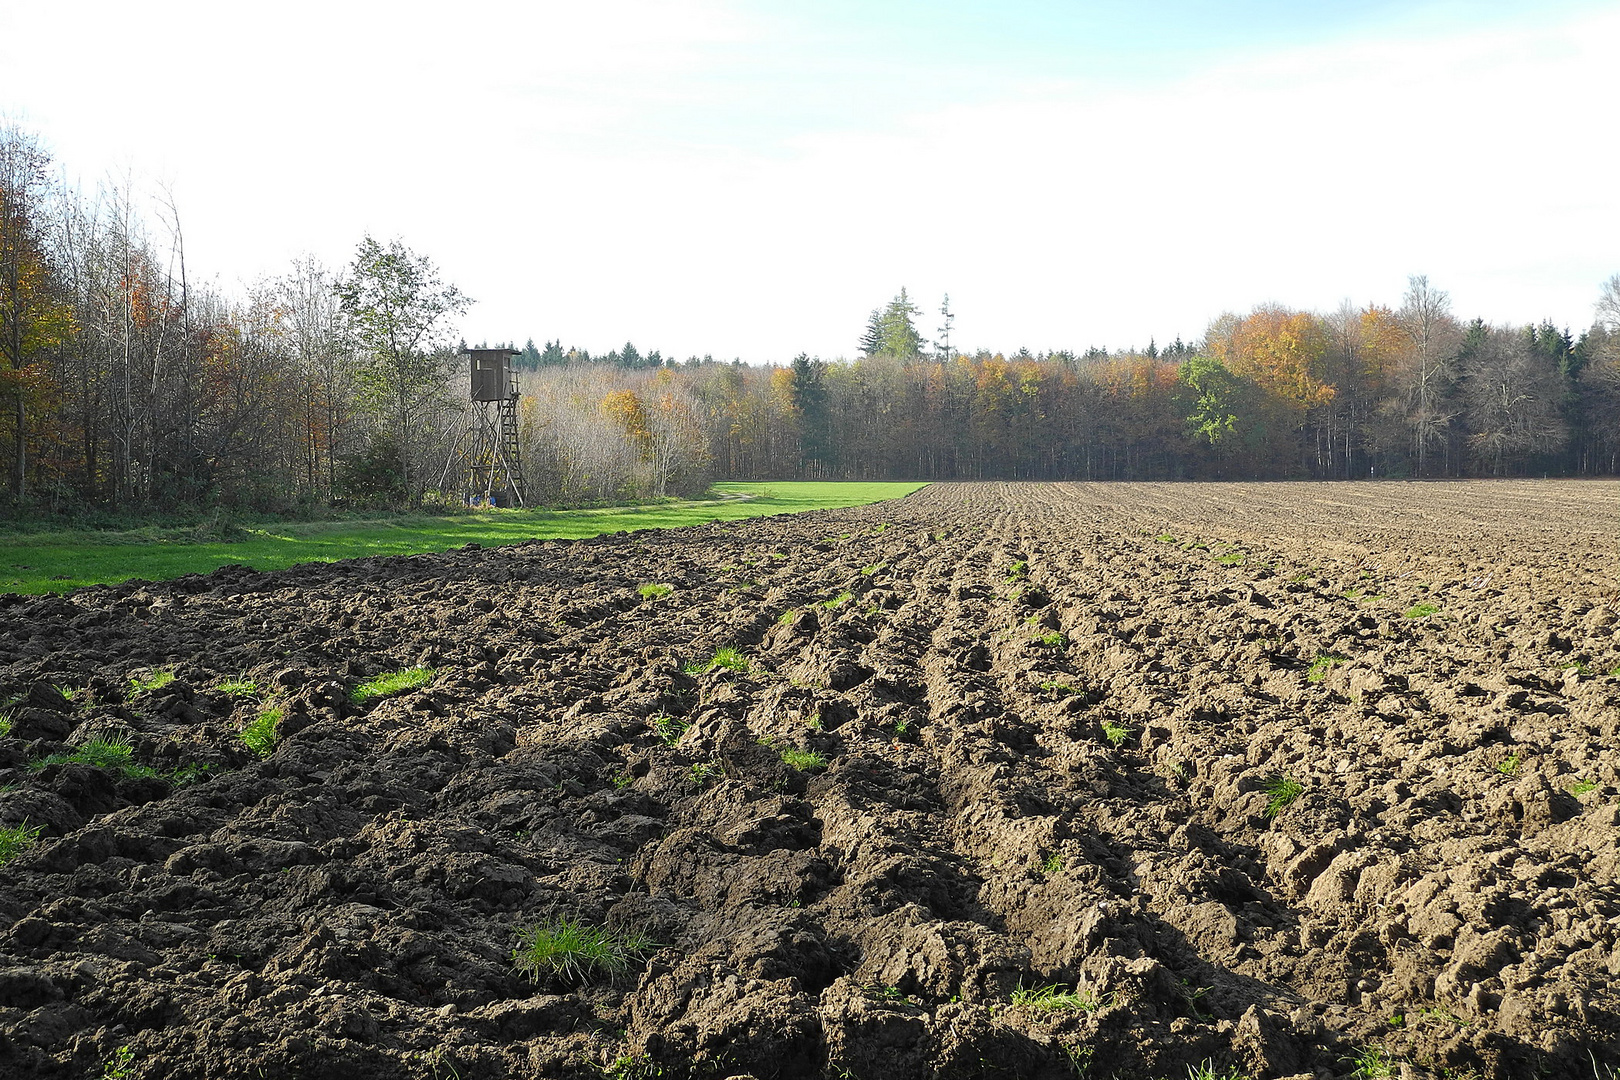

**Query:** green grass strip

left=352, top=666, right=436, bottom=705
left=0, top=481, right=927, bottom=594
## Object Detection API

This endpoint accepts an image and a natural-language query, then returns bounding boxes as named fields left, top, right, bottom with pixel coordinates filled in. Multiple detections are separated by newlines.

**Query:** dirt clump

left=0, top=479, right=1616, bottom=1079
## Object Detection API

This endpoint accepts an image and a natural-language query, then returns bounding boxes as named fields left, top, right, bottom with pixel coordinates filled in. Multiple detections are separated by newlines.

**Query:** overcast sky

left=2, top=0, right=1616, bottom=361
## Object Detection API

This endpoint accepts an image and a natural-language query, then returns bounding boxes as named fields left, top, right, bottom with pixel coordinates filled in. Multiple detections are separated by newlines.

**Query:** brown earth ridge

left=0, top=480, right=1617, bottom=1080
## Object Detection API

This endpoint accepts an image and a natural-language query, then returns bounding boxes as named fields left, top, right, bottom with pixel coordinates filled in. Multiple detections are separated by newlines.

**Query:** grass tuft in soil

left=1306, top=654, right=1349, bottom=682
left=128, top=669, right=174, bottom=695
left=1263, top=774, right=1304, bottom=818
left=351, top=666, right=435, bottom=704
left=1182, top=1061, right=1249, bottom=1080
left=686, top=647, right=748, bottom=675
left=778, top=747, right=828, bottom=772
left=512, top=919, right=658, bottom=984
left=1008, top=982, right=1101, bottom=1014
left=240, top=708, right=282, bottom=757
left=0, top=820, right=43, bottom=864
left=31, top=736, right=155, bottom=779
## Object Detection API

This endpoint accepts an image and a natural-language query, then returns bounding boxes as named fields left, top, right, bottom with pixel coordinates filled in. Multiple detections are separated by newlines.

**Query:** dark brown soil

left=0, top=480, right=1616, bottom=1080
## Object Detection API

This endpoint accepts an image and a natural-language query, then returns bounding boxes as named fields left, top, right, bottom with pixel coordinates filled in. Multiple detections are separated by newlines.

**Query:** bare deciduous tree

left=1396, top=275, right=1460, bottom=476
left=1462, top=326, right=1566, bottom=474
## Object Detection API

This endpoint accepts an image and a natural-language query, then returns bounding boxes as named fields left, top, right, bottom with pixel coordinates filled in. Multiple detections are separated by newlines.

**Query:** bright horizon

left=3, top=0, right=1616, bottom=361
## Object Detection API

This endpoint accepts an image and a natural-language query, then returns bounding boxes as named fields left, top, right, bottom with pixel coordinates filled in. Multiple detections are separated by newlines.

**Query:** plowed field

left=1, top=480, right=1617, bottom=1080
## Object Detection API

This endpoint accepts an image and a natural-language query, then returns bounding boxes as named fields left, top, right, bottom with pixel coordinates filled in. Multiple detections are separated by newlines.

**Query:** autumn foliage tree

left=0, top=124, right=69, bottom=503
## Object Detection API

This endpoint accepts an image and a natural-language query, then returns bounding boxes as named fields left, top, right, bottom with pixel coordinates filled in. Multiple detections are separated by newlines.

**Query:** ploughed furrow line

left=0, top=481, right=1615, bottom=1080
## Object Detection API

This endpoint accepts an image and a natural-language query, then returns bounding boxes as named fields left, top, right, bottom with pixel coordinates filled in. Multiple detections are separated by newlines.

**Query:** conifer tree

left=859, top=309, right=883, bottom=357
left=875, top=288, right=923, bottom=358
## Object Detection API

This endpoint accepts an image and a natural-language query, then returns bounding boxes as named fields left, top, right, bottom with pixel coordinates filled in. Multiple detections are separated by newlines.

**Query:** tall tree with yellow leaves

left=0, top=124, right=71, bottom=503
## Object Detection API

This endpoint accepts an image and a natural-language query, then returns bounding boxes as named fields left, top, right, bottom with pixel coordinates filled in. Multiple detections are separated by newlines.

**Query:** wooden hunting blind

left=463, top=347, right=526, bottom=507
left=469, top=347, right=516, bottom=402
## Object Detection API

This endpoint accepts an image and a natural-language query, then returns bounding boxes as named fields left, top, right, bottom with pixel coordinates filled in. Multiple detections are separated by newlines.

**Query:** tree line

left=530, top=281, right=1620, bottom=486
left=3, top=122, right=1618, bottom=522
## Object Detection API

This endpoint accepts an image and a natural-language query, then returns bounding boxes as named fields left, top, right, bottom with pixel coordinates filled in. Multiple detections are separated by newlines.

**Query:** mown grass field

left=0, top=481, right=927, bottom=594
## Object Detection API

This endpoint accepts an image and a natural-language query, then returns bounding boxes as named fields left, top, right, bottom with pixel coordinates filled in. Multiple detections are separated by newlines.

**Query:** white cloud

left=1, top=2, right=1614, bottom=359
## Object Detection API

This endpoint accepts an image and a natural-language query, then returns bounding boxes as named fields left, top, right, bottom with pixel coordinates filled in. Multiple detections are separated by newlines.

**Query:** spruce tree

left=859, top=309, right=883, bottom=357
left=876, top=288, right=923, bottom=358
left=790, top=353, right=832, bottom=476
left=518, top=338, right=541, bottom=370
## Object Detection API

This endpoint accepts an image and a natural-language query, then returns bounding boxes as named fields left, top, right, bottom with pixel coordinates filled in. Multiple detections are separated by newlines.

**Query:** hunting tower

left=465, top=347, right=525, bottom=506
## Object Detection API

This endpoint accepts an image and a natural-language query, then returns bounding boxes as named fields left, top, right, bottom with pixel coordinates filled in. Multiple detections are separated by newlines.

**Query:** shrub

left=334, top=436, right=407, bottom=505
left=241, top=707, right=282, bottom=757
left=352, top=666, right=435, bottom=704
left=512, top=919, right=657, bottom=983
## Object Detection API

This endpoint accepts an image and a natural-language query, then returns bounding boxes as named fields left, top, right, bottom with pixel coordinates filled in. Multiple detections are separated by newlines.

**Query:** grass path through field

left=0, top=481, right=927, bottom=594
